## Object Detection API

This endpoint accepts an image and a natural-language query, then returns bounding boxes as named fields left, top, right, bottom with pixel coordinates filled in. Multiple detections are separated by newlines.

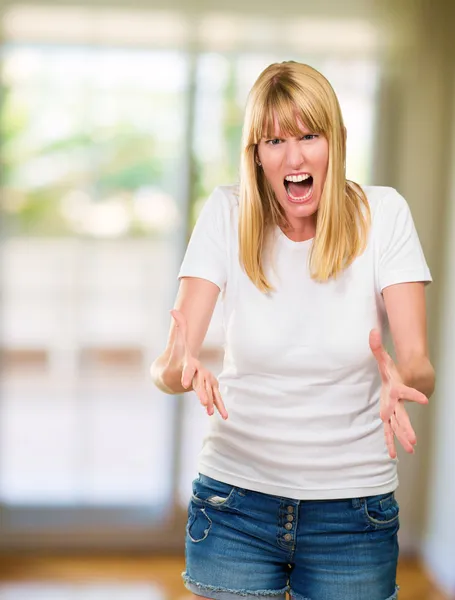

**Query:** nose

left=285, top=140, right=305, bottom=170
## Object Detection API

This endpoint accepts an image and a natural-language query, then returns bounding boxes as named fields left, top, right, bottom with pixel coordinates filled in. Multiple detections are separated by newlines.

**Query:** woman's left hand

left=369, top=329, right=429, bottom=459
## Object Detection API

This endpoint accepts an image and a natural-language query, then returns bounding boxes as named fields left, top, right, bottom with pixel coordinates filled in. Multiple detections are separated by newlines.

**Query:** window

left=1, top=44, right=187, bottom=518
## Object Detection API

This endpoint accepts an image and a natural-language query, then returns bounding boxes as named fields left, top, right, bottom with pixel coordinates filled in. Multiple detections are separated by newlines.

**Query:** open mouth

left=284, top=175, right=313, bottom=202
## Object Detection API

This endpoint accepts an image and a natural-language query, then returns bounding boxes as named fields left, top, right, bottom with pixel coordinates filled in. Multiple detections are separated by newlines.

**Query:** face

left=256, top=116, right=329, bottom=232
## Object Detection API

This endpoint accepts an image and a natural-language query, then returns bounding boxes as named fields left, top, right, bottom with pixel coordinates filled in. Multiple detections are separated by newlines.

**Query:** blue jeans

left=183, top=474, right=400, bottom=600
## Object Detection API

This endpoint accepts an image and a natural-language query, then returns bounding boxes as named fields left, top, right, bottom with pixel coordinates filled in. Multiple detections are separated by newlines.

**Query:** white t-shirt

left=178, top=184, right=432, bottom=500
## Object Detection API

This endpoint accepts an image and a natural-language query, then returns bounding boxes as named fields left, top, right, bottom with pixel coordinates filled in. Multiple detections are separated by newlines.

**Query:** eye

left=265, top=138, right=282, bottom=145
left=302, top=134, right=318, bottom=141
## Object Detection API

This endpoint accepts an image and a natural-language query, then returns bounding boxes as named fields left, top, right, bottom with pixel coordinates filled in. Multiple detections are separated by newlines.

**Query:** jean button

left=284, top=533, right=292, bottom=541
left=285, top=522, right=293, bottom=530
left=287, top=506, right=294, bottom=513
left=287, top=515, right=294, bottom=522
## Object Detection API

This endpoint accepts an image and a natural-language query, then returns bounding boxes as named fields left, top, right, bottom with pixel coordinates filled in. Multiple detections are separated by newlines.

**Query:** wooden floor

left=0, top=555, right=448, bottom=599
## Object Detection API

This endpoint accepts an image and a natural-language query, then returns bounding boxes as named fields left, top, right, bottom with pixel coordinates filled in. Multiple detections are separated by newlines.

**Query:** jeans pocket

left=363, top=493, right=400, bottom=527
left=191, top=474, right=243, bottom=510
left=187, top=504, right=212, bottom=543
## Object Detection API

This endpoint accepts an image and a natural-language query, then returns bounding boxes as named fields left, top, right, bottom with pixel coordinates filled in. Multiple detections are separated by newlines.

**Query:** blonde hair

left=239, top=61, right=371, bottom=292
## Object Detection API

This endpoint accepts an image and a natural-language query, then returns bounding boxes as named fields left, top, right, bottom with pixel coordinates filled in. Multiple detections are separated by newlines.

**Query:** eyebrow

left=263, top=130, right=312, bottom=138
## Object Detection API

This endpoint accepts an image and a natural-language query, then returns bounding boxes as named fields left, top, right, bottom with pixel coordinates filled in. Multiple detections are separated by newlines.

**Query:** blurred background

left=0, top=0, right=454, bottom=598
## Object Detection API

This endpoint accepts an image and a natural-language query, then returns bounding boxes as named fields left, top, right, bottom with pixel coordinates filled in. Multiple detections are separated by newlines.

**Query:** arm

left=150, top=276, right=220, bottom=394
left=383, top=281, right=435, bottom=398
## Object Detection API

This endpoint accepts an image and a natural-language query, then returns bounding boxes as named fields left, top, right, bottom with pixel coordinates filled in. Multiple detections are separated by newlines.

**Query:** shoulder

left=357, top=184, right=410, bottom=226
left=213, top=184, right=240, bottom=210
left=200, top=185, right=239, bottom=235
left=201, top=184, right=239, bottom=216
left=359, top=184, right=405, bottom=210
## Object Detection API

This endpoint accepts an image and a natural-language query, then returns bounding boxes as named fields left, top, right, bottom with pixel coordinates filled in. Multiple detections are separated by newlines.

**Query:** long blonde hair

left=239, top=61, right=371, bottom=292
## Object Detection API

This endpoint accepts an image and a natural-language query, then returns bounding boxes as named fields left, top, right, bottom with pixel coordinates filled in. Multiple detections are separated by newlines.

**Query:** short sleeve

left=178, top=187, right=228, bottom=291
left=378, top=189, right=432, bottom=292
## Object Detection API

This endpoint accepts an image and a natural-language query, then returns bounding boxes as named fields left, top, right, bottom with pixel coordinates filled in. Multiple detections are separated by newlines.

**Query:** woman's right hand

left=170, top=309, right=228, bottom=420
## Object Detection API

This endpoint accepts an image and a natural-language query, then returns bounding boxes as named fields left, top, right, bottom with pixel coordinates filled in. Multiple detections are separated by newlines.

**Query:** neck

left=282, top=216, right=316, bottom=242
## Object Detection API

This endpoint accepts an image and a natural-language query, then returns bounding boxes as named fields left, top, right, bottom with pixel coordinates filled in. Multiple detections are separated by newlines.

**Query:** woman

left=151, top=61, right=435, bottom=600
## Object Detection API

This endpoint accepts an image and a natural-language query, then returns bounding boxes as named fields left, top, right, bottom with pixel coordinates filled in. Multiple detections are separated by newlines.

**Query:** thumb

left=369, top=328, right=389, bottom=382
left=181, top=360, right=197, bottom=389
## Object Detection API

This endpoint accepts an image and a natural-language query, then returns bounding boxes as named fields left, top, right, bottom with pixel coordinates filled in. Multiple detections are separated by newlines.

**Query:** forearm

left=398, top=357, right=436, bottom=399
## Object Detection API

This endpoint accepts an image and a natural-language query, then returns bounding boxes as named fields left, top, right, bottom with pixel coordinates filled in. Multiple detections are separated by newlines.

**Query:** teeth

left=284, top=173, right=311, bottom=183
left=288, top=186, right=313, bottom=201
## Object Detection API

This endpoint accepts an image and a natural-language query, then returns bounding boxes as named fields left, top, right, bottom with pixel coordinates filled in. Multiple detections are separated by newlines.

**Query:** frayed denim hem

left=182, top=571, right=288, bottom=600
left=386, top=585, right=400, bottom=599
left=289, top=584, right=400, bottom=600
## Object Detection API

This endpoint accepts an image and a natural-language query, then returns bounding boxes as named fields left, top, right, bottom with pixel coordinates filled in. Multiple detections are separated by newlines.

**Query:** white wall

left=421, top=66, right=455, bottom=597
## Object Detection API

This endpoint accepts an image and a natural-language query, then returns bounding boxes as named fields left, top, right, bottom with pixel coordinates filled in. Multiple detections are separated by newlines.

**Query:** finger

left=396, top=383, right=428, bottom=406
left=369, top=329, right=390, bottom=383
left=194, top=377, right=209, bottom=407
left=380, top=385, right=400, bottom=423
left=213, top=384, right=228, bottom=420
left=204, top=378, right=215, bottom=416
left=391, top=412, right=414, bottom=454
left=384, top=419, right=396, bottom=459
left=394, top=401, right=417, bottom=445
left=193, top=374, right=211, bottom=409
